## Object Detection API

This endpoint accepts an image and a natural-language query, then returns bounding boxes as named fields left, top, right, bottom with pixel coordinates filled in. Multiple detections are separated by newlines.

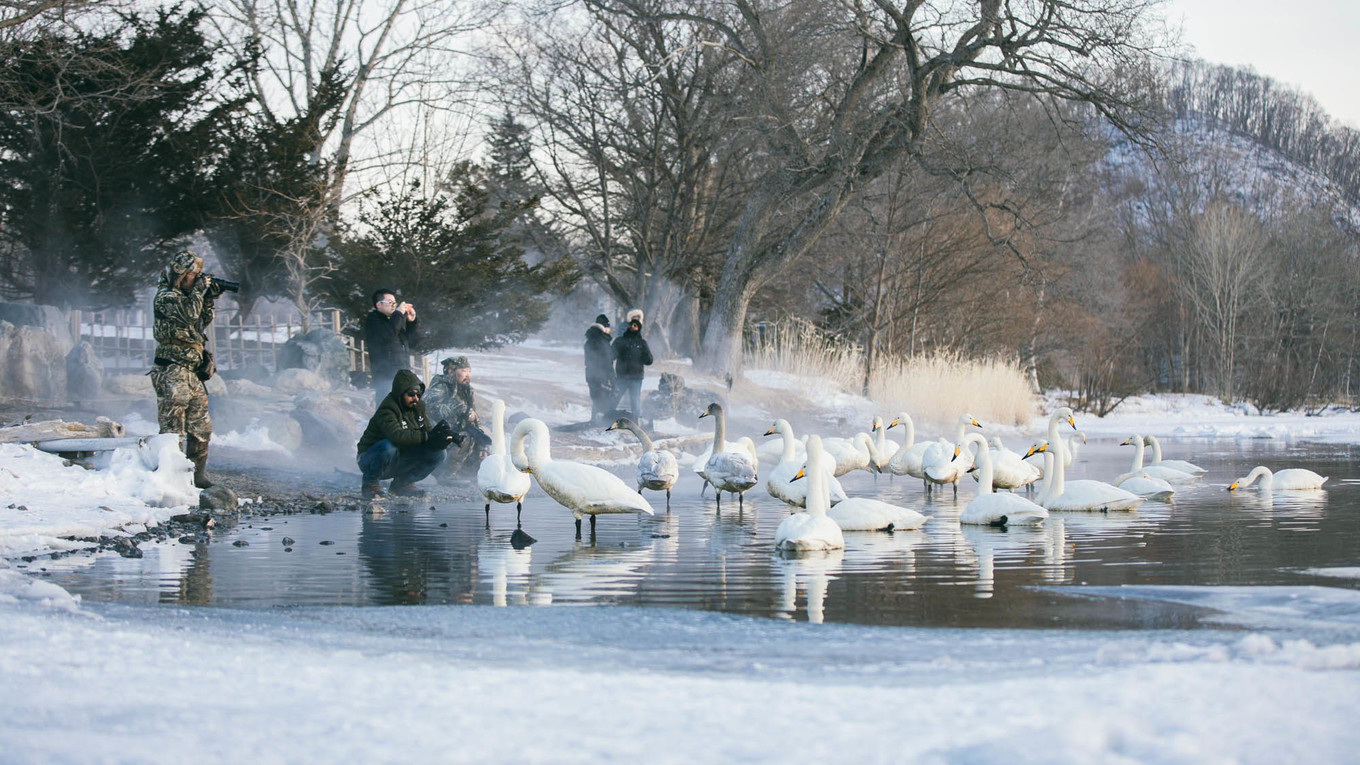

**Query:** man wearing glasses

left=356, top=369, right=458, bottom=500
left=364, top=287, right=419, bottom=405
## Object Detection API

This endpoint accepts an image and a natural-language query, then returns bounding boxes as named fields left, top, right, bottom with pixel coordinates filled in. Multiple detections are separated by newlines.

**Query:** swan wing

left=478, top=454, right=531, bottom=504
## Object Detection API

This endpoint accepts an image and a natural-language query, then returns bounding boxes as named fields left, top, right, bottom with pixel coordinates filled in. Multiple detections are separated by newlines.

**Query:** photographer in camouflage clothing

left=150, top=250, right=227, bottom=489
left=425, top=356, right=491, bottom=477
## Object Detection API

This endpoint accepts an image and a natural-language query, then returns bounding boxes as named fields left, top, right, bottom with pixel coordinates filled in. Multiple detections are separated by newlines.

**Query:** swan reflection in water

left=476, top=530, right=534, bottom=607
left=533, top=535, right=660, bottom=605
left=959, top=524, right=1047, bottom=600
left=1228, top=487, right=1329, bottom=520
left=774, top=548, right=844, bottom=624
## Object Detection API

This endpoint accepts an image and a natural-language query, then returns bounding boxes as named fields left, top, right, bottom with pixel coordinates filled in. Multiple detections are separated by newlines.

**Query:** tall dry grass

left=744, top=319, right=1036, bottom=428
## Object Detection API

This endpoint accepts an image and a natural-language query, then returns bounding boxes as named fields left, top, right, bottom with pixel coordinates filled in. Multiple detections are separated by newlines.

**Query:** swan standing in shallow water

left=476, top=399, right=532, bottom=522
left=1144, top=434, right=1207, bottom=475
left=794, top=437, right=929, bottom=532
left=982, top=436, right=1042, bottom=491
left=510, top=418, right=653, bottom=535
left=606, top=417, right=680, bottom=507
left=922, top=413, right=983, bottom=495
left=774, top=435, right=845, bottom=551
left=886, top=412, right=930, bottom=481
left=1228, top=465, right=1328, bottom=491
left=958, top=433, right=1047, bottom=527
left=820, top=431, right=881, bottom=477
left=699, top=403, right=759, bottom=509
left=1034, top=408, right=1143, bottom=512
left=764, top=419, right=846, bottom=508
left=869, top=416, right=899, bottom=469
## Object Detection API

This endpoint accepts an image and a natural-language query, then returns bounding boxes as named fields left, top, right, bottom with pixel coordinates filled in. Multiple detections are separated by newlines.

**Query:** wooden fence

left=69, top=307, right=426, bottom=380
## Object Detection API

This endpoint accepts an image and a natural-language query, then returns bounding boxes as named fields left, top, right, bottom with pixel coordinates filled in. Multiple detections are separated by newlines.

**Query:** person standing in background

left=364, top=288, right=418, bottom=406
left=611, top=309, right=653, bottom=422
left=584, top=313, right=616, bottom=425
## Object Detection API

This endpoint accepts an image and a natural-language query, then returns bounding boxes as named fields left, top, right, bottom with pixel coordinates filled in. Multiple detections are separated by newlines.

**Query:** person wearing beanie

left=611, top=309, right=653, bottom=420
left=585, top=313, right=617, bottom=425
left=425, top=355, right=490, bottom=478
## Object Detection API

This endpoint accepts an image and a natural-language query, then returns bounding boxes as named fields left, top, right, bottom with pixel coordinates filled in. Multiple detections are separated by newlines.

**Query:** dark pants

left=357, top=439, right=446, bottom=485
left=618, top=377, right=643, bottom=418
left=588, top=378, right=617, bottom=422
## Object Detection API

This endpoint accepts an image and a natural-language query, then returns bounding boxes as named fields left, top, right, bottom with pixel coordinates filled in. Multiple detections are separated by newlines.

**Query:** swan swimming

left=510, top=418, right=653, bottom=535
left=798, top=437, right=929, bottom=532
left=958, top=433, right=1047, bottom=527
left=1228, top=465, right=1328, bottom=491
left=476, top=399, right=532, bottom=522
left=606, top=417, right=680, bottom=507
left=1144, top=434, right=1207, bottom=475
left=982, top=436, right=1043, bottom=491
left=1115, top=434, right=1198, bottom=485
left=764, top=418, right=846, bottom=508
left=1035, top=408, right=1143, bottom=512
left=774, top=435, right=845, bottom=551
left=699, top=403, right=759, bottom=509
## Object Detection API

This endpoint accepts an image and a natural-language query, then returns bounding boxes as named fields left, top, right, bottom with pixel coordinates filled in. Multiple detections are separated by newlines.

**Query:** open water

left=35, top=438, right=1360, bottom=628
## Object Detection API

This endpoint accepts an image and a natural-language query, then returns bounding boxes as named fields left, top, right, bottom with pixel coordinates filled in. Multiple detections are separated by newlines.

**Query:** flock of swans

left=469, top=397, right=1329, bottom=542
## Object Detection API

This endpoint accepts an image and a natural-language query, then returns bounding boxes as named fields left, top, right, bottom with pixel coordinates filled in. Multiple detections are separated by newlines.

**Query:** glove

left=204, top=276, right=226, bottom=299
left=428, top=420, right=456, bottom=450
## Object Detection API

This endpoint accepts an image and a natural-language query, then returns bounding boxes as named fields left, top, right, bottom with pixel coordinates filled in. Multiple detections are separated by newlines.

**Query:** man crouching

left=356, top=369, right=458, bottom=499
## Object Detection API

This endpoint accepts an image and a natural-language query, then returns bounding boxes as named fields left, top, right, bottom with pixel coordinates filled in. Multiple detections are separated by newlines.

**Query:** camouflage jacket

left=152, top=266, right=214, bottom=368
left=425, top=373, right=475, bottom=428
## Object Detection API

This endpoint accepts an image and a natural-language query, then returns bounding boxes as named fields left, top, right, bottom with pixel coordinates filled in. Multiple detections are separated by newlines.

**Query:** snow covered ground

left=2, top=340, right=1359, bottom=763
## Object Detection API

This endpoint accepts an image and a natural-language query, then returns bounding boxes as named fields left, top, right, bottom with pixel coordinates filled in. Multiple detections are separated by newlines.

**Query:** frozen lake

left=31, top=438, right=1360, bottom=628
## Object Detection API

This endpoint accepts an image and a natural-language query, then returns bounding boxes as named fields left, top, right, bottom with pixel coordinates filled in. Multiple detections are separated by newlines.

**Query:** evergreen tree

left=328, top=164, right=577, bottom=349
left=0, top=7, right=252, bottom=307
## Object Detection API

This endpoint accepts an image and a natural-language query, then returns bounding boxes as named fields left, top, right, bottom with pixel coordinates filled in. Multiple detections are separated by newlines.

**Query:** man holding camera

left=356, top=368, right=458, bottom=499
left=425, top=356, right=491, bottom=478
left=151, top=250, right=234, bottom=489
left=364, top=287, right=419, bottom=406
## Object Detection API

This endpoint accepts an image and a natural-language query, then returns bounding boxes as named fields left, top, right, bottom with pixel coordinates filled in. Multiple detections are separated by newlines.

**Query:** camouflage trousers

left=150, top=363, right=211, bottom=442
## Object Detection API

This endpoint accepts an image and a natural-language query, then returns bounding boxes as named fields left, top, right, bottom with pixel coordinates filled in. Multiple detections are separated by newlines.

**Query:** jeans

left=357, top=439, right=447, bottom=485
left=619, top=377, right=643, bottom=419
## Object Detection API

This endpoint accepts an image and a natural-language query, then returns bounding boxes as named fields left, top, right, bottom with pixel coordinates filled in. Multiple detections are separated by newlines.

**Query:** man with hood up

left=151, top=250, right=226, bottom=489
left=584, top=313, right=616, bottom=425
left=356, top=369, right=458, bottom=499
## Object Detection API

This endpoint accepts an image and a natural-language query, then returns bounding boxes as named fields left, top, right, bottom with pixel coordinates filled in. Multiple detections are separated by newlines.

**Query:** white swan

left=764, top=419, right=846, bottom=508
left=606, top=417, right=680, bottom=506
left=1115, top=434, right=1199, bottom=486
left=699, top=403, right=759, bottom=509
left=1037, top=408, right=1143, bottom=512
left=803, top=436, right=928, bottom=532
left=885, top=411, right=929, bottom=479
left=1024, top=431, right=1084, bottom=474
left=510, top=418, right=653, bottom=534
left=1143, top=435, right=1208, bottom=475
left=820, top=431, right=881, bottom=477
left=921, top=413, right=983, bottom=493
left=476, top=399, right=532, bottom=521
left=1228, top=465, right=1328, bottom=491
left=958, top=434, right=1047, bottom=527
left=869, top=416, right=899, bottom=469
left=983, top=436, right=1043, bottom=491
left=774, top=434, right=845, bottom=551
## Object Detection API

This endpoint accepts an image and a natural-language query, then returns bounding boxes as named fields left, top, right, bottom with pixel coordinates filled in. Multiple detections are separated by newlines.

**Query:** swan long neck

left=1038, top=449, right=1055, bottom=505
left=490, top=399, right=507, bottom=457
left=1050, top=437, right=1067, bottom=497
left=710, top=407, right=727, bottom=452
left=900, top=414, right=914, bottom=448
left=806, top=435, right=829, bottom=517
left=776, top=419, right=796, bottom=461
left=1127, top=435, right=1144, bottom=471
left=857, top=431, right=880, bottom=462
left=509, top=420, right=532, bottom=471
left=524, top=420, right=550, bottom=469
left=626, top=419, right=654, bottom=452
left=965, top=434, right=992, bottom=493
left=1147, top=435, right=1164, bottom=463
left=1244, top=466, right=1271, bottom=489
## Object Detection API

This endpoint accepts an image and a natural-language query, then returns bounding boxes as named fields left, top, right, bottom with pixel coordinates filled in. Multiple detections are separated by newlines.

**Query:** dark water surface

left=34, top=438, right=1360, bottom=627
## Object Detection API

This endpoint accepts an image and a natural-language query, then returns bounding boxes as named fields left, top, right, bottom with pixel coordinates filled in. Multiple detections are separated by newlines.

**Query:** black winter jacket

left=584, top=324, right=615, bottom=386
left=356, top=369, right=432, bottom=455
left=612, top=327, right=653, bottom=380
left=364, top=309, right=418, bottom=385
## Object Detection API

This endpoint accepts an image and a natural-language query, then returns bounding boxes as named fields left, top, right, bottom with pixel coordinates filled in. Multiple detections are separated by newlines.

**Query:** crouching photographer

left=356, top=369, right=461, bottom=500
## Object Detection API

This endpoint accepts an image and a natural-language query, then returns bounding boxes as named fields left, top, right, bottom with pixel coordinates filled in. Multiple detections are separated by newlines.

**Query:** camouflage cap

left=442, top=356, right=470, bottom=370
left=169, top=250, right=204, bottom=275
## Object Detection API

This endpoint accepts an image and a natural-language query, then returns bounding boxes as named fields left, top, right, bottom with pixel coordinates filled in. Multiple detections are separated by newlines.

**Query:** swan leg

left=589, top=514, right=597, bottom=533
left=516, top=501, right=522, bottom=523
left=575, top=517, right=582, bottom=538
left=738, top=491, right=744, bottom=510
left=665, top=488, right=671, bottom=511
left=715, top=491, right=722, bottom=513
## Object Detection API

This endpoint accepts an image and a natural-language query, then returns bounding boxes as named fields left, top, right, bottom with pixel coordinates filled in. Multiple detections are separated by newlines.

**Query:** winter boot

left=186, top=436, right=214, bottom=489
left=362, top=482, right=388, bottom=500
left=389, top=481, right=426, bottom=498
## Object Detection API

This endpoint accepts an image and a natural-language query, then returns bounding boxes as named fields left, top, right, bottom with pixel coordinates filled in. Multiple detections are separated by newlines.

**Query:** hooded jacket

left=152, top=260, right=214, bottom=369
left=356, top=369, right=433, bottom=455
left=584, top=323, right=615, bottom=386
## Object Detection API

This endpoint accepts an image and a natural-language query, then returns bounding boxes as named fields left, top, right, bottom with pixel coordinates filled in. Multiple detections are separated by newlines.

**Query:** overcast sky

left=1168, top=0, right=1360, bottom=128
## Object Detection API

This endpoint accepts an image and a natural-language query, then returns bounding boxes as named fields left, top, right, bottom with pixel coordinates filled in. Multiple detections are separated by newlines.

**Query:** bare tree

left=579, top=0, right=1165, bottom=374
